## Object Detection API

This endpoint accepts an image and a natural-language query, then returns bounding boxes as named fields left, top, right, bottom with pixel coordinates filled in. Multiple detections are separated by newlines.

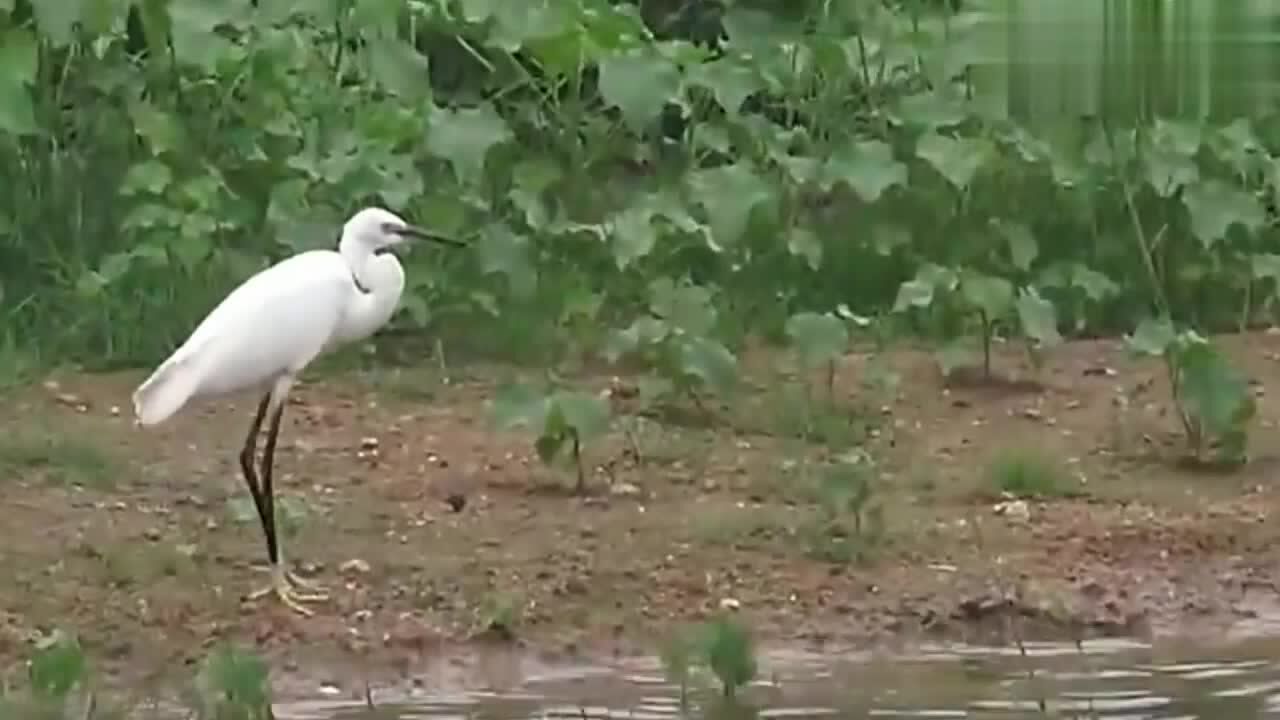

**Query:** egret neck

left=338, top=231, right=378, bottom=294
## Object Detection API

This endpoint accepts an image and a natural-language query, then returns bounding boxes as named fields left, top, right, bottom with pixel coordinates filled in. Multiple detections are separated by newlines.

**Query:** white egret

left=132, top=207, right=462, bottom=616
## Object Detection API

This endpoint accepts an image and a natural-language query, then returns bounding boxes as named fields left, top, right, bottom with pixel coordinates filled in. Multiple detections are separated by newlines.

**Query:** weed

left=986, top=449, right=1080, bottom=500
left=660, top=613, right=759, bottom=706
left=803, top=451, right=886, bottom=564
left=476, top=593, right=523, bottom=642
left=0, top=428, right=119, bottom=489
left=192, top=644, right=273, bottom=720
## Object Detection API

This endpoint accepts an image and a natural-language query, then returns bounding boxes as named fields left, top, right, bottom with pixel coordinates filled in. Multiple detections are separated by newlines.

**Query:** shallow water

left=273, top=637, right=1280, bottom=719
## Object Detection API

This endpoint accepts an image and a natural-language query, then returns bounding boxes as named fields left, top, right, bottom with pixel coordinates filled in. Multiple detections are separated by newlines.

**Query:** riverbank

left=3, top=333, right=1280, bottom=693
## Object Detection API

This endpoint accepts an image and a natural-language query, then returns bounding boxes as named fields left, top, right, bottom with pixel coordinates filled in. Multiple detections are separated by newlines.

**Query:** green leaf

left=0, top=29, right=38, bottom=87
left=121, top=160, right=173, bottom=196
left=959, top=271, right=1013, bottom=319
left=916, top=134, right=993, bottom=190
left=996, top=220, right=1038, bottom=272
left=492, top=382, right=551, bottom=433
left=366, top=38, right=432, bottom=103
left=688, top=162, right=772, bottom=248
left=889, top=89, right=969, bottom=130
left=458, top=0, right=500, bottom=23
left=426, top=103, right=512, bottom=186
left=822, top=140, right=907, bottom=202
left=32, top=1, right=81, bottom=47
left=785, top=312, right=848, bottom=367
left=1142, top=145, right=1198, bottom=197
left=1182, top=179, right=1265, bottom=248
left=649, top=278, right=715, bottom=336
left=892, top=263, right=957, bottom=312
left=597, top=48, right=682, bottom=132
left=610, top=206, right=657, bottom=269
left=551, top=391, right=611, bottom=440
left=678, top=336, right=738, bottom=396
left=703, top=614, right=756, bottom=697
left=196, top=645, right=272, bottom=717
left=168, top=0, right=244, bottom=69
left=872, top=223, right=910, bottom=256
left=1127, top=316, right=1176, bottom=357
left=1252, top=253, right=1280, bottom=283
left=1071, top=264, right=1119, bottom=301
left=1015, top=288, right=1060, bottom=347
left=892, top=279, right=934, bottom=312
left=686, top=56, right=761, bottom=114
left=477, top=224, right=536, bottom=300
left=28, top=631, right=86, bottom=700
left=786, top=226, right=821, bottom=270
left=1177, top=338, right=1255, bottom=452
left=0, top=82, right=36, bottom=135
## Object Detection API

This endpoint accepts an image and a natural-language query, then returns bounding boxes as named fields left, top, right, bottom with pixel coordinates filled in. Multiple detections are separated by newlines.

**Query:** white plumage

left=132, top=206, right=459, bottom=616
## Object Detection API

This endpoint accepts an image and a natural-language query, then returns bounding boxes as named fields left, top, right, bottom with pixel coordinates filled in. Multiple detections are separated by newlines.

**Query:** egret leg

left=243, top=380, right=328, bottom=616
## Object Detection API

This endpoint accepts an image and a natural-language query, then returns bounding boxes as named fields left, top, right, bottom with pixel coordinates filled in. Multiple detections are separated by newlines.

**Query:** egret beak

left=395, top=224, right=466, bottom=247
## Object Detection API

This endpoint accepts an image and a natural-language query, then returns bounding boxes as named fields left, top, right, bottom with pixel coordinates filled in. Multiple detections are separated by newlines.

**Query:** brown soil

left=4, top=332, right=1280, bottom=695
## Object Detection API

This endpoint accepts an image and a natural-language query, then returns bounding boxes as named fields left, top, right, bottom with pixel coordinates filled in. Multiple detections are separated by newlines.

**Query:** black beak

left=395, top=224, right=466, bottom=247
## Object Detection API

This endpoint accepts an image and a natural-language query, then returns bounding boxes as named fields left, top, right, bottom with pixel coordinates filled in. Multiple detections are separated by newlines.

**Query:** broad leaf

left=426, top=103, right=512, bottom=186
left=1015, top=288, right=1060, bottom=347
left=1177, top=339, right=1254, bottom=455
left=687, top=56, right=761, bottom=114
left=611, top=206, right=658, bottom=269
left=679, top=336, right=738, bottom=395
left=598, top=49, right=682, bottom=132
left=959, top=271, right=1013, bottom=319
left=1127, top=316, right=1176, bottom=357
left=366, top=38, right=432, bottom=103
left=823, top=140, right=907, bottom=202
left=916, top=134, right=993, bottom=190
left=551, top=391, right=612, bottom=440
left=1182, top=179, right=1265, bottom=248
left=996, top=220, right=1038, bottom=272
left=786, top=226, right=821, bottom=270
left=492, top=382, right=551, bottom=433
left=785, top=312, right=848, bottom=367
left=688, top=162, right=772, bottom=248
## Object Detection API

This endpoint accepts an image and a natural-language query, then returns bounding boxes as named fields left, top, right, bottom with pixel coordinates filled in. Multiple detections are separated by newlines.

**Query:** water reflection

left=274, top=638, right=1280, bottom=719
left=968, top=0, right=1280, bottom=125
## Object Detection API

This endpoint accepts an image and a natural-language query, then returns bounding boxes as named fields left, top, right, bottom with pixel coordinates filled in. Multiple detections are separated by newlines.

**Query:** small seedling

left=492, top=380, right=612, bottom=494
left=804, top=451, right=885, bottom=563
left=1127, top=317, right=1255, bottom=467
left=986, top=448, right=1078, bottom=499
left=0, top=428, right=119, bottom=489
left=193, top=644, right=273, bottom=720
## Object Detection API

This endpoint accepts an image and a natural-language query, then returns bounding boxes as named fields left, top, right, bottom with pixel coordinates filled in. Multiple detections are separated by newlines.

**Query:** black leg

left=259, top=398, right=286, bottom=566
left=239, top=393, right=272, bottom=545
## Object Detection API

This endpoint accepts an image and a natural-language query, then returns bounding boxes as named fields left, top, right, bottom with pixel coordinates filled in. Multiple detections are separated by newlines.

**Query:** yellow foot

left=247, top=565, right=328, bottom=616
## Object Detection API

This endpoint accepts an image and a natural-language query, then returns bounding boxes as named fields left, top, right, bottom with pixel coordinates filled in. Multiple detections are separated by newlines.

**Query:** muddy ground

left=4, top=333, right=1280, bottom=696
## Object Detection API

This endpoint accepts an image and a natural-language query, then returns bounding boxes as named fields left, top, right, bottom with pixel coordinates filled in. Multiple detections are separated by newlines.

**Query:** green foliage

left=805, top=450, right=885, bottom=563
left=3, top=633, right=273, bottom=719
left=193, top=645, right=273, bottom=720
left=493, top=379, right=612, bottom=492
left=0, top=426, right=119, bottom=488
left=1, top=0, right=1274, bottom=474
left=986, top=449, right=1079, bottom=499
left=1127, top=318, right=1256, bottom=466
left=660, top=613, right=758, bottom=702
left=27, top=630, right=86, bottom=702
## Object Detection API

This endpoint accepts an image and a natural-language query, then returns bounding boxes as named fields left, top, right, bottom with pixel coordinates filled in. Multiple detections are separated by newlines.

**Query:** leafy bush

left=1, top=0, right=1272, bottom=462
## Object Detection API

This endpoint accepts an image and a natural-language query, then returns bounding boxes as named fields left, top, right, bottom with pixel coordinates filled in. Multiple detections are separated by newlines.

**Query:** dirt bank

left=3, top=333, right=1280, bottom=693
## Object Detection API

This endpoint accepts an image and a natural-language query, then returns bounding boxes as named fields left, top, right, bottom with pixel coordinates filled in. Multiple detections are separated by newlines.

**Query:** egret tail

left=133, top=356, right=200, bottom=426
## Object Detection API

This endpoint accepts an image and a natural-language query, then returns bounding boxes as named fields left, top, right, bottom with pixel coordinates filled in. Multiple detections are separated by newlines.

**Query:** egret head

left=341, top=206, right=463, bottom=255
